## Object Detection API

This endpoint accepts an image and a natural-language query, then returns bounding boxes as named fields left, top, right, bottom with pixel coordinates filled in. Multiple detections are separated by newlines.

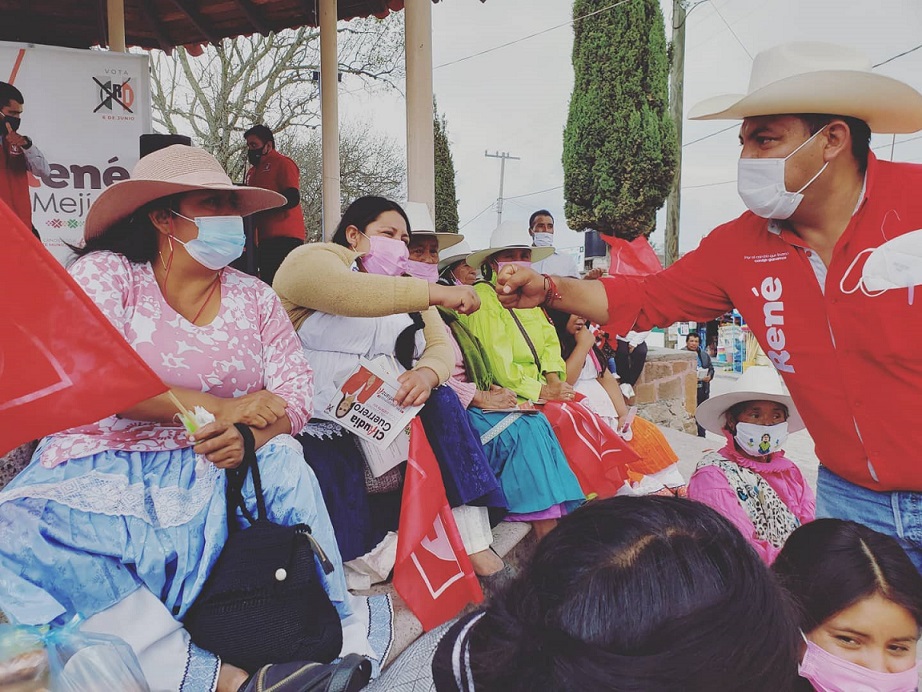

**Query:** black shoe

left=238, top=654, right=372, bottom=692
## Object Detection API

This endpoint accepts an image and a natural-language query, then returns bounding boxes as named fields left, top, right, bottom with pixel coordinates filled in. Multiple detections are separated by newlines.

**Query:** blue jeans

left=816, top=465, right=922, bottom=572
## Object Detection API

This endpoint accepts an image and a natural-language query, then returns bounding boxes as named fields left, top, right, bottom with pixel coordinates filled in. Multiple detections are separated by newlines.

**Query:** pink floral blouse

left=39, top=252, right=313, bottom=468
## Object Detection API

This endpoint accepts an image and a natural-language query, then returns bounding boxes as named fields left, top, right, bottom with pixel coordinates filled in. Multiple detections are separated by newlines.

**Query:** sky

left=339, top=0, right=922, bottom=256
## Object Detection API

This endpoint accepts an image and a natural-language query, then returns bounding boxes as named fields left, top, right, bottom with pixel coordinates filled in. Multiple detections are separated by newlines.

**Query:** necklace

left=191, top=273, right=222, bottom=325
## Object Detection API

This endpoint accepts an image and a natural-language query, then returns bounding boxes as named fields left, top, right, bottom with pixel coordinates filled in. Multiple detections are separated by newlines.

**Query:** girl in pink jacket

left=688, top=366, right=814, bottom=563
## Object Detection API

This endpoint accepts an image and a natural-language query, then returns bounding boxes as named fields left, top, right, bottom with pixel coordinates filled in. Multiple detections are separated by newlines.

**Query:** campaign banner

left=0, top=42, right=151, bottom=264
left=324, top=356, right=422, bottom=455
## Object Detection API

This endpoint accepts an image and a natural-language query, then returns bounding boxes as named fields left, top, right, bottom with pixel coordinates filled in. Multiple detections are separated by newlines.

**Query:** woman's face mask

left=799, top=635, right=919, bottom=692
left=734, top=421, right=788, bottom=456
left=359, top=233, right=410, bottom=277
left=406, top=260, right=439, bottom=283
left=171, top=211, right=245, bottom=270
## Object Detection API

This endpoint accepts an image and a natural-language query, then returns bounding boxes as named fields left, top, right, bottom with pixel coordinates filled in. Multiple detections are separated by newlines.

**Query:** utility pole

left=485, top=150, right=520, bottom=227
left=664, top=0, right=686, bottom=268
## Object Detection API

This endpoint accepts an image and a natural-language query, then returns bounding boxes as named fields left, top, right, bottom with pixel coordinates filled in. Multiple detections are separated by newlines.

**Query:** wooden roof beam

left=167, top=0, right=222, bottom=45
left=230, top=0, right=270, bottom=35
left=137, top=0, right=176, bottom=52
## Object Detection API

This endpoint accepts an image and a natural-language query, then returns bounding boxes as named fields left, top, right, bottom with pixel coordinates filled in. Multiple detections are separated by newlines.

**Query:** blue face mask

left=172, top=212, right=245, bottom=270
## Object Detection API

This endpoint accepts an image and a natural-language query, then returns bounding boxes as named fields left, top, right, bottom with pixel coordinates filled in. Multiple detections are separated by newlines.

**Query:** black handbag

left=184, top=424, right=344, bottom=672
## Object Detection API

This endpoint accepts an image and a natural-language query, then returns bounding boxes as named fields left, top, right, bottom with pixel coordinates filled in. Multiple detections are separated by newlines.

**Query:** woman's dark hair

left=69, top=195, right=177, bottom=265
left=467, top=496, right=800, bottom=691
left=723, top=400, right=789, bottom=431
left=773, top=519, right=922, bottom=634
left=546, top=307, right=605, bottom=370
left=330, top=196, right=412, bottom=248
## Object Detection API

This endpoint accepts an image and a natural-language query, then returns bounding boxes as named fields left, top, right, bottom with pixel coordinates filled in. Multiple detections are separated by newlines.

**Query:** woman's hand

left=216, top=390, right=287, bottom=429
left=191, top=421, right=246, bottom=469
left=395, top=367, right=439, bottom=407
left=429, top=283, right=481, bottom=315
left=217, top=663, right=249, bottom=692
left=472, top=385, right=518, bottom=410
left=575, top=324, right=597, bottom=349
left=540, top=380, right=575, bottom=402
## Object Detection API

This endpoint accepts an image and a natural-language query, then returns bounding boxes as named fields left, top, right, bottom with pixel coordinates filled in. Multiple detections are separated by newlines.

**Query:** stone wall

left=633, top=347, right=698, bottom=435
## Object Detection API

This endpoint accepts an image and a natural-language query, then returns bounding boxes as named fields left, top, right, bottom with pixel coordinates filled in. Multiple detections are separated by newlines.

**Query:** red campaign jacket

left=601, top=153, right=922, bottom=492
left=0, top=139, right=31, bottom=227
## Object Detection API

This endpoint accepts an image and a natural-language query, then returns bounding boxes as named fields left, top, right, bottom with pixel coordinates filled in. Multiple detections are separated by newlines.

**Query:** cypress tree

left=562, top=0, right=678, bottom=239
left=434, top=100, right=460, bottom=233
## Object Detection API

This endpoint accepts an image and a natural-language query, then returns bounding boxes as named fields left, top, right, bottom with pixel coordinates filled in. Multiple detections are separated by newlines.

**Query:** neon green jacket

left=460, top=281, right=567, bottom=402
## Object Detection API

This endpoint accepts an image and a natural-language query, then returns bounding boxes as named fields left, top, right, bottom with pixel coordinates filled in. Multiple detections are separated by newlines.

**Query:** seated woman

left=549, top=309, right=687, bottom=497
left=273, top=197, right=508, bottom=579
left=0, top=146, right=356, bottom=692
left=371, top=495, right=802, bottom=691
left=407, top=232, right=585, bottom=541
left=460, top=222, right=638, bottom=500
left=773, top=519, right=922, bottom=691
left=688, top=366, right=814, bottom=564
left=438, top=240, right=478, bottom=286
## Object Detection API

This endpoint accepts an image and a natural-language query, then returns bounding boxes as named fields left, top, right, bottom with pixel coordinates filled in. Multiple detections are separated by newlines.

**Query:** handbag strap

left=507, top=308, right=542, bottom=374
left=225, top=423, right=266, bottom=532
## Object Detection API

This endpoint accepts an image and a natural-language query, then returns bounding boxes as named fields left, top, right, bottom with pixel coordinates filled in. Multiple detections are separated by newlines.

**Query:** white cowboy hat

left=438, top=239, right=475, bottom=272
left=688, top=42, right=922, bottom=134
left=695, top=365, right=805, bottom=437
left=402, top=201, right=464, bottom=251
left=466, top=220, right=554, bottom=269
left=84, top=145, right=286, bottom=239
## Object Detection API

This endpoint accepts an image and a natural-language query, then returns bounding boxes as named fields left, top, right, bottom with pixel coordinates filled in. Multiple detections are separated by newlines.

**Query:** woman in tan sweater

left=274, top=197, right=508, bottom=581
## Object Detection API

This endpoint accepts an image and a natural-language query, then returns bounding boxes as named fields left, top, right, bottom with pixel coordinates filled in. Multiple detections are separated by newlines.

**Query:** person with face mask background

left=687, top=365, right=815, bottom=564
left=0, top=80, right=50, bottom=237
left=242, top=124, right=306, bottom=286
left=490, top=42, right=922, bottom=570
left=526, top=209, right=580, bottom=278
left=773, top=519, right=922, bottom=692
left=0, top=145, right=372, bottom=692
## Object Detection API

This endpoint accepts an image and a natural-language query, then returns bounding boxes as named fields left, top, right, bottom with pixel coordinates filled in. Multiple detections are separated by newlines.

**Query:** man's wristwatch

left=21, top=136, right=32, bottom=150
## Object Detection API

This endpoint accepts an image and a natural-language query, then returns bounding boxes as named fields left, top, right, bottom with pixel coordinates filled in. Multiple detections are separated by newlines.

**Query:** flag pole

left=166, top=390, right=192, bottom=422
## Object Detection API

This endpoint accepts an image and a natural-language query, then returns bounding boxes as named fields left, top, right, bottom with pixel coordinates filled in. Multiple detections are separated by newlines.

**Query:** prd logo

left=94, top=76, right=134, bottom=113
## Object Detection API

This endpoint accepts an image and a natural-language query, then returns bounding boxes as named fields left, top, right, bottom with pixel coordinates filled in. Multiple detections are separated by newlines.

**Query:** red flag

left=0, top=199, right=167, bottom=455
left=602, top=235, right=663, bottom=276
left=393, top=418, right=483, bottom=631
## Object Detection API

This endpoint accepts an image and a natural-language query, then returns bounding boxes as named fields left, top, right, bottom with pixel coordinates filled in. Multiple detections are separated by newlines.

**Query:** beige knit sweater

left=273, top=242, right=454, bottom=384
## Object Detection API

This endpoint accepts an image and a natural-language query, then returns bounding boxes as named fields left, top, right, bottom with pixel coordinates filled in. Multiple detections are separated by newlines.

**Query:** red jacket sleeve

left=600, top=228, right=735, bottom=335
left=277, top=155, right=300, bottom=191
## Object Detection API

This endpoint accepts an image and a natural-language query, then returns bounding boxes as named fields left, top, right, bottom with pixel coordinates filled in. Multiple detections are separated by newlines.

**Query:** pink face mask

left=406, top=259, right=439, bottom=283
left=799, top=636, right=919, bottom=692
left=496, top=260, right=532, bottom=274
left=360, top=234, right=409, bottom=277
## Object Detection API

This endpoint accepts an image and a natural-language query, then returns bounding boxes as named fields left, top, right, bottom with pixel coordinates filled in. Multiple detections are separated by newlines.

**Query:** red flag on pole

left=602, top=235, right=663, bottom=277
left=0, top=199, right=167, bottom=456
left=393, top=418, right=484, bottom=631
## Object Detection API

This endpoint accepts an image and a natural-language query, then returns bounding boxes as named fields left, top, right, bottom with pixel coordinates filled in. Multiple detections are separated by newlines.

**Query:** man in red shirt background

left=1, top=81, right=50, bottom=239
left=243, top=124, right=305, bottom=285
left=495, top=42, right=922, bottom=570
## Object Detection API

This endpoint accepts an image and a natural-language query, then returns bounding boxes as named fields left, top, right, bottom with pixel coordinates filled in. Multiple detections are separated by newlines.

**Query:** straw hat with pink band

left=83, top=145, right=285, bottom=240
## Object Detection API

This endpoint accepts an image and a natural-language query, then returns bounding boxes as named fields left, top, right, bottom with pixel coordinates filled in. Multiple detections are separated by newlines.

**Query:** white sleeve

left=23, top=143, right=51, bottom=178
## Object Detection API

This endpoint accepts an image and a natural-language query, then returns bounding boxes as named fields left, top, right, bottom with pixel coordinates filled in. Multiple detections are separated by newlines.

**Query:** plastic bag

left=0, top=618, right=149, bottom=692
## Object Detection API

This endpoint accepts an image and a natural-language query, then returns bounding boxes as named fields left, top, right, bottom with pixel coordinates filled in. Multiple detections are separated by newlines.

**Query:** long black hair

left=330, top=196, right=412, bottom=248
left=466, top=496, right=801, bottom=691
left=773, top=519, right=922, bottom=634
left=69, top=195, right=177, bottom=265
left=546, top=306, right=605, bottom=371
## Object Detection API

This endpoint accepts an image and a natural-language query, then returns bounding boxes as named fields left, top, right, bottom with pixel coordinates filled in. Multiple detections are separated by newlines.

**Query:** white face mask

left=840, top=227, right=922, bottom=304
left=737, top=127, right=829, bottom=220
left=734, top=421, right=788, bottom=456
left=532, top=232, right=554, bottom=248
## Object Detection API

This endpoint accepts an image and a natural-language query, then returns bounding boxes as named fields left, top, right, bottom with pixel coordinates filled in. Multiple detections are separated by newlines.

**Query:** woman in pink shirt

left=688, top=365, right=815, bottom=563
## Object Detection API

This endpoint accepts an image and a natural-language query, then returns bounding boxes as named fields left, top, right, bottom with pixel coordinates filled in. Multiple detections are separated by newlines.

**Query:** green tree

left=433, top=100, right=460, bottom=233
left=562, top=0, right=677, bottom=239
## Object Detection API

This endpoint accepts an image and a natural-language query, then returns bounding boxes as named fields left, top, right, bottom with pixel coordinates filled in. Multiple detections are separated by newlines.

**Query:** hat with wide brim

left=696, top=365, right=805, bottom=436
left=439, top=239, right=475, bottom=271
left=84, top=145, right=286, bottom=240
left=401, top=201, right=464, bottom=251
left=466, top=220, right=554, bottom=269
left=688, top=42, right=922, bottom=134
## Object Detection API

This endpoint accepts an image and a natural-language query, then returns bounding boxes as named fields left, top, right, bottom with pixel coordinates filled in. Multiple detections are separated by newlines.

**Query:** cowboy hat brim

left=466, top=244, right=555, bottom=269
left=84, top=179, right=286, bottom=240
left=695, top=390, right=806, bottom=437
left=439, top=249, right=473, bottom=271
left=411, top=231, right=465, bottom=252
left=688, top=70, right=922, bottom=134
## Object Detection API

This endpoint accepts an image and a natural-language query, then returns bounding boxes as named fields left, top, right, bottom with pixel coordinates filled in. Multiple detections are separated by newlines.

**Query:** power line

left=683, top=123, right=737, bottom=147
left=459, top=202, right=495, bottom=230
left=872, top=133, right=922, bottom=151
left=873, top=42, right=922, bottom=69
left=505, top=184, right=564, bottom=200
left=683, top=179, right=735, bottom=190
left=709, top=0, right=752, bottom=59
left=434, top=0, right=637, bottom=70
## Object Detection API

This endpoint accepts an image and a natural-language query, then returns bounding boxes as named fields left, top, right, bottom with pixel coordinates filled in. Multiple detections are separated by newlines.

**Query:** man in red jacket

left=1, top=81, right=50, bottom=238
left=496, top=42, right=922, bottom=569
left=244, top=124, right=306, bottom=285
